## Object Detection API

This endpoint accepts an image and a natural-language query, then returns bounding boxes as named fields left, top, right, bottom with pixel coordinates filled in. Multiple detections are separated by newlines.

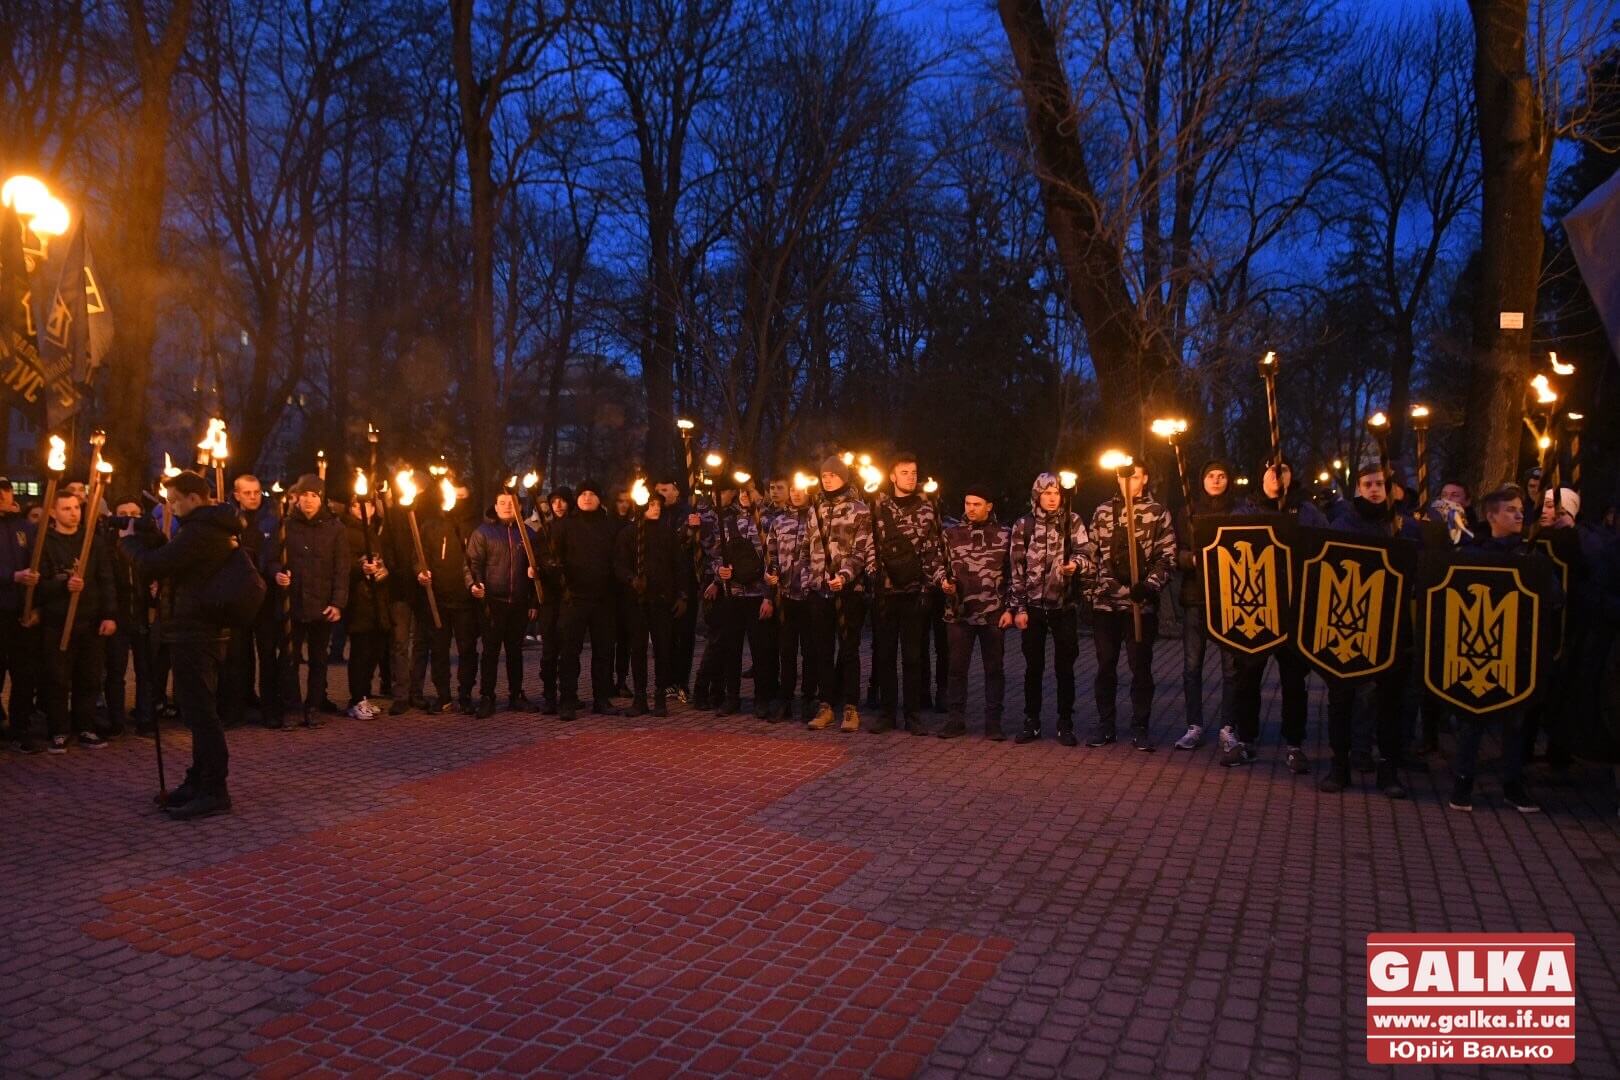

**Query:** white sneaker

left=1217, top=725, right=1238, bottom=754
left=347, top=701, right=377, bottom=720
left=1173, top=724, right=1203, bottom=750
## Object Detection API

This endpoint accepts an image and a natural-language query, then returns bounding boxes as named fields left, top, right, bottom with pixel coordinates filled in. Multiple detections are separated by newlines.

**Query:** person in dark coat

left=0, top=478, right=42, bottom=748
left=34, top=487, right=119, bottom=752
left=274, top=474, right=349, bottom=727
left=221, top=474, right=276, bottom=727
left=119, top=471, right=243, bottom=819
left=104, top=497, right=154, bottom=739
left=399, top=499, right=475, bottom=713
left=614, top=491, right=687, bottom=715
left=341, top=502, right=392, bottom=717
left=554, top=479, right=621, bottom=720
left=464, top=490, right=540, bottom=717
left=534, top=488, right=570, bottom=712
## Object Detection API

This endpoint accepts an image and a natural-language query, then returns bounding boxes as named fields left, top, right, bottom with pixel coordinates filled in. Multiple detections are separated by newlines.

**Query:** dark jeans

left=1093, top=608, right=1159, bottom=735
left=479, top=598, right=528, bottom=700
left=0, top=616, right=41, bottom=733
left=174, top=637, right=229, bottom=795
left=283, top=619, right=333, bottom=712
left=947, top=621, right=1005, bottom=727
left=409, top=601, right=467, bottom=702
left=920, top=590, right=948, bottom=703
left=560, top=593, right=617, bottom=706
left=624, top=601, right=673, bottom=699
left=1229, top=647, right=1310, bottom=746
left=670, top=580, right=700, bottom=692
left=43, top=623, right=106, bottom=738
left=223, top=602, right=278, bottom=724
left=347, top=629, right=388, bottom=703
left=776, top=597, right=815, bottom=703
left=809, top=591, right=865, bottom=709
left=1454, top=708, right=1526, bottom=783
left=1181, top=609, right=1236, bottom=731
left=104, top=628, right=152, bottom=732
left=1327, top=661, right=1407, bottom=768
left=538, top=600, right=561, bottom=701
left=614, top=586, right=632, bottom=688
left=716, top=594, right=776, bottom=705
left=387, top=599, right=415, bottom=701
left=873, top=591, right=930, bottom=719
left=1021, top=607, right=1080, bottom=727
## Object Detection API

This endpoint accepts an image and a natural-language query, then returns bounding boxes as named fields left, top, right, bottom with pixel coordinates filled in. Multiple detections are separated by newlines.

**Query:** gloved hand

left=1128, top=581, right=1152, bottom=603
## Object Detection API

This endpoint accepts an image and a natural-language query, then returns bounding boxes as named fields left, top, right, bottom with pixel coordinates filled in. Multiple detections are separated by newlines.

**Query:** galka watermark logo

left=1366, top=934, right=1576, bottom=1064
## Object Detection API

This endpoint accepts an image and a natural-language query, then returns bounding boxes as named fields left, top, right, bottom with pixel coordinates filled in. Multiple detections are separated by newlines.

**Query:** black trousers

left=715, top=594, right=776, bottom=705
left=1093, top=608, right=1159, bottom=735
left=1230, top=646, right=1310, bottom=746
left=0, top=616, right=42, bottom=734
left=948, top=622, right=1005, bottom=726
left=614, top=586, right=632, bottom=688
left=283, top=619, right=333, bottom=712
left=670, top=580, right=700, bottom=692
left=873, top=591, right=931, bottom=719
left=776, top=597, right=815, bottom=703
left=928, top=592, right=949, bottom=702
left=624, top=601, right=673, bottom=698
left=1021, top=607, right=1080, bottom=727
left=104, top=627, right=152, bottom=732
left=560, top=593, right=617, bottom=706
left=409, top=602, right=469, bottom=702
left=387, top=600, right=415, bottom=701
left=538, top=599, right=562, bottom=702
left=808, top=591, right=865, bottom=709
left=347, top=629, right=389, bottom=703
left=478, top=598, right=529, bottom=700
left=1327, top=661, right=1406, bottom=768
left=174, top=637, right=229, bottom=795
left=223, top=602, right=278, bottom=724
left=43, top=623, right=105, bottom=738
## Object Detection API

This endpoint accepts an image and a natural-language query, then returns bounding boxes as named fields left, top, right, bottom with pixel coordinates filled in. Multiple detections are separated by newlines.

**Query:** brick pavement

left=2, top=631, right=1618, bottom=1079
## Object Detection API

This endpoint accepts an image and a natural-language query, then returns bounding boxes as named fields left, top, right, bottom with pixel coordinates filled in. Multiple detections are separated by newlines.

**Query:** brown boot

left=808, top=702, right=835, bottom=730
left=840, top=705, right=861, bottom=733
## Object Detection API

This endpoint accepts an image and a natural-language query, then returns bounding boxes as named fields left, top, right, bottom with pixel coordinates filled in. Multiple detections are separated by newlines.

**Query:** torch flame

left=1259, top=350, right=1276, bottom=368
left=270, top=481, right=284, bottom=494
left=440, top=477, right=456, bottom=512
left=676, top=418, right=696, bottom=431
left=522, top=470, right=539, bottom=490
left=840, top=451, right=855, bottom=466
left=96, top=460, right=113, bottom=476
left=395, top=470, right=418, bottom=508
left=46, top=435, right=67, bottom=472
left=632, top=477, right=650, bottom=506
left=704, top=452, right=723, bottom=470
left=198, top=417, right=225, bottom=454
left=162, top=452, right=181, bottom=478
left=1099, top=450, right=1134, bottom=471
left=1058, top=470, right=1078, bottom=490
left=1537, top=435, right=1551, bottom=451
left=793, top=471, right=818, bottom=490
left=1410, top=404, right=1430, bottom=419
left=922, top=478, right=939, bottom=495
left=733, top=469, right=751, bottom=486
left=858, top=464, right=883, bottom=493
left=1367, top=411, right=1389, bottom=429
left=354, top=469, right=369, bottom=497
left=212, top=427, right=229, bottom=461
left=1549, top=352, right=1575, bottom=376
left=1150, top=418, right=1188, bottom=440
left=1531, top=373, right=1558, bottom=405
left=505, top=475, right=518, bottom=489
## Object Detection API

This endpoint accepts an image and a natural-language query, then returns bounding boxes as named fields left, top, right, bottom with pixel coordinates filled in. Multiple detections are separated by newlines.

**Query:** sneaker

left=389, top=699, right=411, bottom=717
left=985, top=721, right=1005, bottom=743
left=1448, top=775, right=1474, bottom=812
left=1285, top=746, right=1309, bottom=774
left=1220, top=740, right=1250, bottom=767
left=346, top=701, right=376, bottom=720
left=47, top=735, right=69, bottom=754
left=1131, top=734, right=1155, bottom=753
left=77, top=731, right=109, bottom=749
left=1376, top=762, right=1407, bottom=800
left=1014, top=723, right=1040, bottom=745
left=1173, top=725, right=1203, bottom=751
left=651, top=695, right=668, bottom=718
left=428, top=698, right=456, bottom=714
left=1085, top=731, right=1116, bottom=748
left=1502, top=782, right=1541, bottom=814
left=542, top=697, right=559, bottom=716
left=166, top=790, right=232, bottom=820
left=300, top=712, right=323, bottom=729
left=808, top=703, right=835, bottom=731
left=476, top=698, right=496, bottom=719
left=904, top=714, right=928, bottom=736
left=1216, top=725, right=1238, bottom=755
left=839, top=705, right=860, bottom=733
left=1057, top=730, right=1078, bottom=747
left=669, top=687, right=689, bottom=705
left=19, top=738, right=45, bottom=755
left=937, top=719, right=967, bottom=740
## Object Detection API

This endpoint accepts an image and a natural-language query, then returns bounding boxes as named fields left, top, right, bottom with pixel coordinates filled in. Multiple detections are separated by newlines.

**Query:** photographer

left=120, top=471, right=244, bottom=819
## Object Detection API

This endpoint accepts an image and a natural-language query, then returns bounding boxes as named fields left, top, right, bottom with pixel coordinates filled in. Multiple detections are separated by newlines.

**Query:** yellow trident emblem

left=1314, top=558, right=1385, bottom=665
left=1443, top=583, right=1518, bottom=699
left=1216, top=541, right=1280, bottom=640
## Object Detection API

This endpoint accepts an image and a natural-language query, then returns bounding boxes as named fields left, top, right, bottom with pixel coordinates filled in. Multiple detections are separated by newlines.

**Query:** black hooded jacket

left=553, top=506, right=619, bottom=600
left=614, top=514, right=688, bottom=606
left=119, top=504, right=244, bottom=643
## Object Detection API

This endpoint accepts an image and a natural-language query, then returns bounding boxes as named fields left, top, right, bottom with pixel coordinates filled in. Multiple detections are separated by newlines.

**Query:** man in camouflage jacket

left=1009, top=473, right=1092, bottom=744
left=938, top=484, right=1013, bottom=740
left=805, top=456, right=875, bottom=733
left=698, top=483, right=775, bottom=716
left=869, top=452, right=947, bottom=734
left=1085, top=460, right=1176, bottom=749
left=764, top=481, right=818, bottom=721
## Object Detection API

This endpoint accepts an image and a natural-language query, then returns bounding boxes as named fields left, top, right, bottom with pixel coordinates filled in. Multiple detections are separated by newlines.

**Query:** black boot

left=937, top=716, right=967, bottom=740
left=985, top=717, right=1005, bottom=742
left=1376, top=761, right=1408, bottom=799
left=628, top=696, right=648, bottom=717
left=476, top=697, right=496, bottom=719
left=904, top=713, right=927, bottom=736
left=652, top=692, right=667, bottom=718
left=1318, top=758, right=1352, bottom=793
left=1057, top=717, right=1077, bottom=747
left=1014, top=718, right=1040, bottom=744
left=867, top=712, right=895, bottom=735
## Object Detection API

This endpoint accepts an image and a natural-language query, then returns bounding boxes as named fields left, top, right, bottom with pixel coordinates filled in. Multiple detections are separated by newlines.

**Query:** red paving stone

left=2, top=633, right=1619, bottom=1078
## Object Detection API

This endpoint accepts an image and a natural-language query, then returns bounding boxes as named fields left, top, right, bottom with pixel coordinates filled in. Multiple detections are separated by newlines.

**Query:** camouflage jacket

left=871, top=492, right=947, bottom=594
left=1087, top=495, right=1177, bottom=614
left=809, top=486, right=875, bottom=594
left=699, top=503, right=769, bottom=599
left=1009, top=508, right=1092, bottom=613
left=942, top=517, right=1012, bottom=625
left=766, top=506, right=816, bottom=601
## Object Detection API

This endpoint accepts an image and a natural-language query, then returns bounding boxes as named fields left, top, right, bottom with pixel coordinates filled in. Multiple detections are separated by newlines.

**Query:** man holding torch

left=554, top=480, right=622, bottom=721
left=36, top=484, right=119, bottom=751
left=0, top=477, right=42, bottom=749
left=464, top=485, right=540, bottom=717
left=275, top=474, right=349, bottom=728
left=866, top=452, right=947, bottom=736
left=614, top=480, right=686, bottom=716
left=1085, top=455, right=1176, bottom=750
left=1008, top=472, right=1090, bottom=745
left=805, top=455, right=875, bottom=734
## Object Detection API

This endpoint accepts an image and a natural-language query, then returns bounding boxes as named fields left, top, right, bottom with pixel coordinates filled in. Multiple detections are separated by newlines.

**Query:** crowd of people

left=2, top=446, right=1616, bottom=822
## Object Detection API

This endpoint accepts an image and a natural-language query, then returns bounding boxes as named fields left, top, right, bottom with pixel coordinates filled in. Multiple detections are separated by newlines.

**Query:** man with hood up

left=805, top=455, right=875, bottom=733
left=1008, top=473, right=1091, bottom=745
left=1171, top=460, right=1240, bottom=752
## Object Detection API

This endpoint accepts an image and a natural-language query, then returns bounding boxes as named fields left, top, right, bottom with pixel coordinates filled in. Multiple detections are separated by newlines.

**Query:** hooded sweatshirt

left=1009, top=473, right=1091, bottom=614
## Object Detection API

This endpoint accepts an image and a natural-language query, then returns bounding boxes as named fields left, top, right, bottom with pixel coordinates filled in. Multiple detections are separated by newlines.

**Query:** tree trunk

left=643, top=216, right=677, bottom=481
left=997, top=0, right=1177, bottom=450
left=1464, top=0, right=1549, bottom=493
left=105, top=0, right=193, bottom=480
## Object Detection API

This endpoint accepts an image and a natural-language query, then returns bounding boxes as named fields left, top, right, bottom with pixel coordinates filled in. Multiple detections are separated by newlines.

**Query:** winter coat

left=1009, top=507, right=1090, bottom=614
left=36, top=520, right=118, bottom=628
left=406, top=509, right=474, bottom=612
left=700, top=502, right=769, bottom=600
left=614, top=517, right=688, bottom=606
left=942, top=516, right=1011, bottom=625
left=767, top=506, right=817, bottom=601
left=552, top=507, right=619, bottom=601
left=118, top=504, right=243, bottom=643
left=0, top=510, right=35, bottom=614
left=341, top=511, right=392, bottom=634
left=870, top=492, right=947, bottom=594
left=282, top=505, right=351, bottom=621
left=1087, top=494, right=1177, bottom=615
left=465, top=518, right=539, bottom=604
left=1330, top=497, right=1418, bottom=540
left=808, top=485, right=875, bottom=594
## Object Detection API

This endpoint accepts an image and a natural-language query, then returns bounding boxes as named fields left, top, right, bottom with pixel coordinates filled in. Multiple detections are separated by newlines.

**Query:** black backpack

left=198, top=542, right=268, bottom=627
left=719, top=511, right=764, bottom=586
left=876, top=501, right=924, bottom=588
